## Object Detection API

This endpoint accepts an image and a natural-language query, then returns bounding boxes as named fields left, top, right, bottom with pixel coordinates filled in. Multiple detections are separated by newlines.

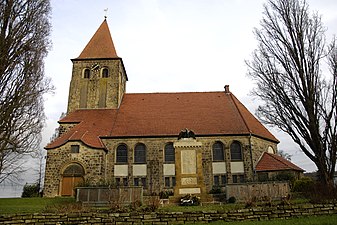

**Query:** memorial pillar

left=173, top=138, right=206, bottom=197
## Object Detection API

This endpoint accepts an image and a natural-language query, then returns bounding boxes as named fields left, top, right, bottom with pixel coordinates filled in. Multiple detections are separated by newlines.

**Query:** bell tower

left=67, top=19, right=127, bottom=113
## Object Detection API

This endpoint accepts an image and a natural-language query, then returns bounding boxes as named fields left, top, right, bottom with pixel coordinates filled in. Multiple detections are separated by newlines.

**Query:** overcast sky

left=2, top=0, right=337, bottom=197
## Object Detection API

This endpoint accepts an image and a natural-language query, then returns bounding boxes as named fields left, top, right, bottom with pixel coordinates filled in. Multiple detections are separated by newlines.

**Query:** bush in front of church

left=21, top=183, right=40, bottom=198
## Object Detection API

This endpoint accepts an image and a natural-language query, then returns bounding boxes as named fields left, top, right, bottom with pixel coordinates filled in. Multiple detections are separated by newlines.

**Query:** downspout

left=249, top=131, right=255, bottom=182
left=105, top=153, right=108, bottom=182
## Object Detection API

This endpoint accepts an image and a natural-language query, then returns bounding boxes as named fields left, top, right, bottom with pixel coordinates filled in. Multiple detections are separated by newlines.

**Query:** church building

left=43, top=20, right=303, bottom=198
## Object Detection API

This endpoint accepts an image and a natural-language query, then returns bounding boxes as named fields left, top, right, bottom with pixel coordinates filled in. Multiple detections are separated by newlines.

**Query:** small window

left=141, top=177, right=147, bottom=188
left=123, top=178, right=128, bottom=186
left=212, top=141, right=224, bottom=161
left=115, top=177, right=128, bottom=186
left=172, top=177, right=176, bottom=186
left=221, top=175, right=227, bottom=185
left=83, top=68, right=90, bottom=79
left=70, top=145, right=79, bottom=153
left=116, top=144, right=128, bottom=163
left=214, top=175, right=220, bottom=186
left=232, top=175, right=238, bottom=184
left=164, top=143, right=175, bottom=163
left=230, top=141, right=243, bottom=161
left=134, top=178, right=139, bottom=186
left=134, top=143, right=146, bottom=163
left=232, top=174, right=244, bottom=183
left=165, top=177, right=170, bottom=188
left=164, top=176, right=176, bottom=188
left=102, top=68, right=109, bottom=78
left=115, top=178, right=120, bottom=186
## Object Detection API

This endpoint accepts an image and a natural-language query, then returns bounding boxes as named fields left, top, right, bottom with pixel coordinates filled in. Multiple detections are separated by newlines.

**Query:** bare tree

left=0, top=0, right=52, bottom=184
left=278, top=150, right=292, bottom=161
left=32, top=148, right=46, bottom=195
left=246, top=0, right=337, bottom=185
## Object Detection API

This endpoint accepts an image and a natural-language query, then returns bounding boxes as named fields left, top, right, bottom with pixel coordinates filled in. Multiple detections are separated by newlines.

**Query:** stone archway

left=61, top=163, right=85, bottom=196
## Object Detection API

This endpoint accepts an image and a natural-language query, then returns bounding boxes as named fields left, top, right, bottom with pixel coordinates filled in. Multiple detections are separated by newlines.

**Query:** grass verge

left=0, top=197, right=75, bottom=214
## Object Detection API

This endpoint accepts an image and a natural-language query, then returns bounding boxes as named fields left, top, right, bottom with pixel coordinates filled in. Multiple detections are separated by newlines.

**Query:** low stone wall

left=76, top=187, right=143, bottom=206
left=1, top=204, right=336, bottom=224
left=226, top=181, right=290, bottom=202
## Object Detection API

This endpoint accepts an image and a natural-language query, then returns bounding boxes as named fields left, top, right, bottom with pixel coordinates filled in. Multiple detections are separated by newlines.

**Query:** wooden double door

left=61, top=163, right=85, bottom=196
left=61, top=176, right=84, bottom=196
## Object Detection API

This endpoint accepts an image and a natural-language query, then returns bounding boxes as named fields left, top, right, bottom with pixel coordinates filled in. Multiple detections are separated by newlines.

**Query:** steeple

left=77, top=19, right=119, bottom=59
left=67, top=19, right=127, bottom=113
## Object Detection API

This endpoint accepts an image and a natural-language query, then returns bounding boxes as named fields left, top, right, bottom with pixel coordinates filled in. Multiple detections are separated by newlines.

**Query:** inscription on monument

left=181, top=177, right=197, bottom=185
left=179, top=188, right=201, bottom=195
left=181, top=150, right=196, bottom=174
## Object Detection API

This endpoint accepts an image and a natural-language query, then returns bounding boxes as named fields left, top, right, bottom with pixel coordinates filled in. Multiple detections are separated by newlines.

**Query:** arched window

left=102, top=68, right=109, bottom=78
left=83, top=68, right=90, bottom=79
left=267, top=146, right=275, bottom=154
left=230, top=141, right=242, bottom=161
left=212, top=141, right=224, bottom=161
left=116, top=144, right=128, bottom=163
left=164, top=142, right=175, bottom=163
left=134, top=143, right=146, bottom=163
left=63, top=163, right=84, bottom=177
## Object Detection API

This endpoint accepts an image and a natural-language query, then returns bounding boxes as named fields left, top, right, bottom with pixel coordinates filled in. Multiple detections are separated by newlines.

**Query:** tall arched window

left=164, top=142, right=175, bottom=163
left=230, top=141, right=242, bottom=161
left=212, top=141, right=224, bottom=161
left=116, top=144, right=128, bottom=163
left=83, top=68, right=90, bottom=79
left=102, top=68, right=109, bottom=78
left=134, top=143, right=146, bottom=163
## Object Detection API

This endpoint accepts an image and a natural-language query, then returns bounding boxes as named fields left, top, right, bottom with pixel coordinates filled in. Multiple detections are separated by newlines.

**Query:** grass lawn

left=185, top=214, right=337, bottom=225
left=0, top=197, right=75, bottom=214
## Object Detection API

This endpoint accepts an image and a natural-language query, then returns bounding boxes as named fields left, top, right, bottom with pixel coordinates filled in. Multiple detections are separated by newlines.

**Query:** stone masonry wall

left=102, top=135, right=277, bottom=194
left=67, top=59, right=126, bottom=113
left=44, top=142, right=106, bottom=197
left=1, top=204, right=336, bottom=224
left=44, top=135, right=276, bottom=197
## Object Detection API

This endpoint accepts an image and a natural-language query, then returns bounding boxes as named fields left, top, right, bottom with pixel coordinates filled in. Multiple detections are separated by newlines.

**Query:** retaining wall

left=1, top=204, right=336, bottom=224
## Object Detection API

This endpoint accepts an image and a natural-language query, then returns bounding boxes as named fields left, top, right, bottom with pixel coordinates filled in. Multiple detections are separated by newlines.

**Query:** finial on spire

left=104, top=8, right=108, bottom=19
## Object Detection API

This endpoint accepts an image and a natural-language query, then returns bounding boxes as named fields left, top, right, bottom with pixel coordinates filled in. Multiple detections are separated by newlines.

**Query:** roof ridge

left=268, top=152, right=290, bottom=166
left=255, top=151, right=267, bottom=167
left=229, top=93, right=251, bottom=133
left=125, top=91, right=225, bottom=95
left=268, top=152, right=297, bottom=168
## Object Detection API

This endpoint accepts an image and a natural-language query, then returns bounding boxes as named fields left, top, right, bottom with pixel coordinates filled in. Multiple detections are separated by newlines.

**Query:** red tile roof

left=47, top=109, right=118, bottom=149
left=255, top=152, right=304, bottom=172
left=76, top=19, right=119, bottom=59
left=46, top=91, right=279, bottom=149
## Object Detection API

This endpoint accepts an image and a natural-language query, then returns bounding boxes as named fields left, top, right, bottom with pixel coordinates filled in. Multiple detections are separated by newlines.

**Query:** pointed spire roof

left=77, top=19, right=119, bottom=59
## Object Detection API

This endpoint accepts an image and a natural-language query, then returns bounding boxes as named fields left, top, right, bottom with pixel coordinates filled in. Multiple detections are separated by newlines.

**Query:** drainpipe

left=249, top=131, right=255, bottom=182
left=105, top=153, right=108, bottom=182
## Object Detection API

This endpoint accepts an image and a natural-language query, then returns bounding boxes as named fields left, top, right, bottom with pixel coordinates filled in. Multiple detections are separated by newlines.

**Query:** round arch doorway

left=61, top=163, right=85, bottom=196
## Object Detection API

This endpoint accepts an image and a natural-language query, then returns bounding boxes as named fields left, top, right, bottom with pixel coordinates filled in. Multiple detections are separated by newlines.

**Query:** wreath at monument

left=180, top=194, right=200, bottom=206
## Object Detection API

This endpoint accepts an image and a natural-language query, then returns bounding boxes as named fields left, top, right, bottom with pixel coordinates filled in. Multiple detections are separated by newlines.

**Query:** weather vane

left=104, top=8, right=108, bottom=19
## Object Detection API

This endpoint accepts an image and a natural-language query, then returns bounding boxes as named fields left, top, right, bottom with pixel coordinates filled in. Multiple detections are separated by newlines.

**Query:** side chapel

left=44, top=19, right=304, bottom=198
